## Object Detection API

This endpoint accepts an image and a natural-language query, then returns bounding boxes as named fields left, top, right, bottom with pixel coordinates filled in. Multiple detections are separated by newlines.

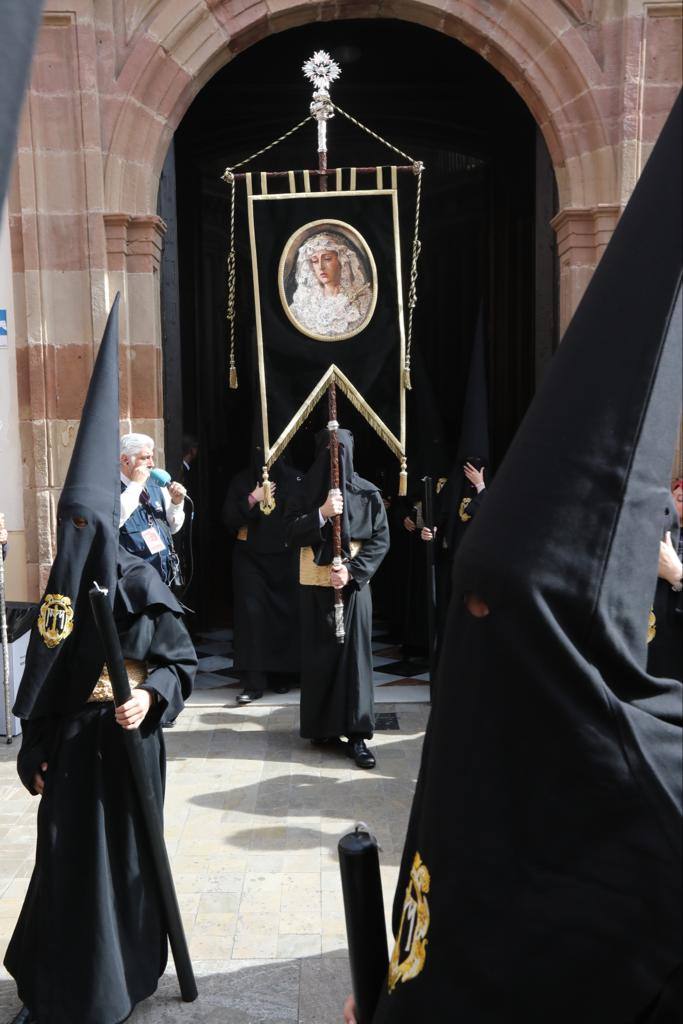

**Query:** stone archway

left=9, top=0, right=682, bottom=594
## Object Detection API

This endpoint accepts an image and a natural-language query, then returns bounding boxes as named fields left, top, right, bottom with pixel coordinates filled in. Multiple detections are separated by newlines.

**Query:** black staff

left=339, top=823, right=389, bottom=1023
left=89, top=583, right=198, bottom=1004
left=422, top=476, right=437, bottom=699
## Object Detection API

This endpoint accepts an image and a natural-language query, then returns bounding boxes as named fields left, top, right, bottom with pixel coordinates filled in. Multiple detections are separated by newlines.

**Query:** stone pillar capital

left=104, top=213, right=167, bottom=272
left=551, top=205, right=621, bottom=261
left=551, top=205, right=622, bottom=334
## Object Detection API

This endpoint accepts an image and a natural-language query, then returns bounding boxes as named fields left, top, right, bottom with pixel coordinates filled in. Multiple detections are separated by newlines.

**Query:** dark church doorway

left=159, top=19, right=558, bottom=628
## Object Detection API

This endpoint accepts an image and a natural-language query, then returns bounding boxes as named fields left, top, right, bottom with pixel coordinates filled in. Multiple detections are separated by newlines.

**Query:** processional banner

left=244, top=170, right=407, bottom=468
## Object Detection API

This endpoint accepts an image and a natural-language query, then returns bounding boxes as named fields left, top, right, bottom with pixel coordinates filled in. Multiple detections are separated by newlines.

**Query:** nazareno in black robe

left=4, top=553, right=196, bottom=1024
left=432, top=468, right=486, bottom=660
left=373, top=94, right=683, bottom=1023
left=285, top=429, right=389, bottom=740
left=221, top=459, right=303, bottom=676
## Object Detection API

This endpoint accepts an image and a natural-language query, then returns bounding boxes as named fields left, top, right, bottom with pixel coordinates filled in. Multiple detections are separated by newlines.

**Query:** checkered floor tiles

left=190, top=624, right=430, bottom=706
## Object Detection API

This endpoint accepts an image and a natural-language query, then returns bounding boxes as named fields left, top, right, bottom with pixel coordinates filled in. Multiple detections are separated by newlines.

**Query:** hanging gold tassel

left=398, top=457, right=408, bottom=496
left=260, top=465, right=276, bottom=515
left=403, top=366, right=412, bottom=390
left=229, top=365, right=238, bottom=389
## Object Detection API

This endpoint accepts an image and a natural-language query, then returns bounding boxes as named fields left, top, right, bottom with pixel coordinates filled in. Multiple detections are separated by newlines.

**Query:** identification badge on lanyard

left=141, top=526, right=166, bottom=555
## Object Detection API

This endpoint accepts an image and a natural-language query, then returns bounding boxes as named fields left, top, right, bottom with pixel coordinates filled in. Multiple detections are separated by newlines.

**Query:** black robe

left=4, top=592, right=196, bottom=1024
left=432, top=478, right=486, bottom=657
left=222, top=463, right=302, bottom=675
left=390, top=495, right=429, bottom=655
left=285, top=431, right=390, bottom=740
left=372, top=94, right=683, bottom=1023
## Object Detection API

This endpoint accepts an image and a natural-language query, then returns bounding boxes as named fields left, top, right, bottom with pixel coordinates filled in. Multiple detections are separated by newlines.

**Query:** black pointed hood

left=15, top=296, right=122, bottom=718
left=0, top=2, right=42, bottom=208
left=438, top=310, right=491, bottom=548
left=373, top=94, right=683, bottom=1024
left=301, top=428, right=379, bottom=564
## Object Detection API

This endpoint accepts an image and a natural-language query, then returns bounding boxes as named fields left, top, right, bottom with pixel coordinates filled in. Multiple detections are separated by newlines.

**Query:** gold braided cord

left=404, top=162, right=424, bottom=391
left=332, top=103, right=423, bottom=390
left=222, top=115, right=314, bottom=388
left=331, top=103, right=416, bottom=163
left=221, top=115, right=313, bottom=179
left=227, top=176, right=237, bottom=387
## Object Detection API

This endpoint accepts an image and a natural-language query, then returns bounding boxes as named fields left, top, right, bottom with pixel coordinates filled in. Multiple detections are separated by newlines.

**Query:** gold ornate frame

left=277, top=217, right=378, bottom=342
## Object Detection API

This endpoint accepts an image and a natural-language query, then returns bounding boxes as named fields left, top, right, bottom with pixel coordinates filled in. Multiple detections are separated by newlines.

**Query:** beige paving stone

left=0, top=702, right=427, bottom=1019
left=276, top=934, right=322, bottom=958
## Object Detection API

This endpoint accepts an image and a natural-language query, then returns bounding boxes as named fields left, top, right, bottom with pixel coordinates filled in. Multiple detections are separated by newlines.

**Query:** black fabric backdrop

left=248, top=189, right=405, bottom=451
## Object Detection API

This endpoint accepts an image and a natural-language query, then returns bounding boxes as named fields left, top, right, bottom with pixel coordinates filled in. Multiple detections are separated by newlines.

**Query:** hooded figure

left=5, top=297, right=197, bottom=1024
left=434, top=308, right=490, bottom=554
left=285, top=429, right=389, bottom=767
left=0, top=2, right=42, bottom=207
left=372, top=93, right=683, bottom=1022
left=221, top=447, right=304, bottom=703
left=427, top=309, right=490, bottom=661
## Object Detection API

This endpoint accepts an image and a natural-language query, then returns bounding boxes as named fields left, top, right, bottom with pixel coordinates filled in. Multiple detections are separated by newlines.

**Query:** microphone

left=149, top=468, right=171, bottom=487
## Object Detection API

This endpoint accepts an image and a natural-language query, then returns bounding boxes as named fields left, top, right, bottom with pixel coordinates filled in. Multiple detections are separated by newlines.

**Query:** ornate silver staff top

left=302, top=50, right=341, bottom=156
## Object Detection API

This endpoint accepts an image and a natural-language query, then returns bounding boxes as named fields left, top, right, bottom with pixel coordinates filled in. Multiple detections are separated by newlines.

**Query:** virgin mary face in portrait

left=284, top=228, right=376, bottom=340
left=310, top=249, right=342, bottom=293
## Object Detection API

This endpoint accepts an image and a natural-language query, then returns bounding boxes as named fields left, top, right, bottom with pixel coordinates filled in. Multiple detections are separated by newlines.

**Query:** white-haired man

left=119, top=432, right=186, bottom=586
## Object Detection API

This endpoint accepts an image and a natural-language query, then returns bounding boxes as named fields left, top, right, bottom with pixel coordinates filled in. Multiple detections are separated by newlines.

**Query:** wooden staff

left=327, top=384, right=345, bottom=643
left=307, top=51, right=345, bottom=643
left=0, top=512, right=12, bottom=744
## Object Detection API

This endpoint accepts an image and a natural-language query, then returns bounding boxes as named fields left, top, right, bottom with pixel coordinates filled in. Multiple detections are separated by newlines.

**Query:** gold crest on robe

left=388, top=851, right=431, bottom=993
left=37, top=594, right=74, bottom=649
left=458, top=496, right=472, bottom=522
left=647, top=606, right=656, bottom=644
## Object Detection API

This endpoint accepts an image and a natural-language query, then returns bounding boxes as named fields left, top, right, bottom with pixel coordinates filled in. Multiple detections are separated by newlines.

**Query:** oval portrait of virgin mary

left=278, top=220, right=378, bottom=341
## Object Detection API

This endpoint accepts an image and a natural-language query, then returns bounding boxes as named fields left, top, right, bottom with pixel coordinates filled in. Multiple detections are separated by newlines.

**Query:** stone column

left=551, top=206, right=621, bottom=335
left=0, top=201, right=28, bottom=600
left=104, top=213, right=167, bottom=457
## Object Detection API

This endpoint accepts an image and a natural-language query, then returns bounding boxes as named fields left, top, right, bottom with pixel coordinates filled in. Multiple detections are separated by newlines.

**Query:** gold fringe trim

left=229, top=366, right=238, bottom=389
left=403, top=366, right=412, bottom=390
left=263, top=366, right=407, bottom=495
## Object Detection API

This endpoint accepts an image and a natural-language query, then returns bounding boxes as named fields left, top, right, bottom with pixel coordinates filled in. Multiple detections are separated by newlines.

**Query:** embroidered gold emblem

left=458, top=496, right=472, bottom=522
left=647, top=606, right=656, bottom=644
left=37, top=594, right=74, bottom=648
left=435, top=477, right=448, bottom=495
left=388, top=852, right=431, bottom=994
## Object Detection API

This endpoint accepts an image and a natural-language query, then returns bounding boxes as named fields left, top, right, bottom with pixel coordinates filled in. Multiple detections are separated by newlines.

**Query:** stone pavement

left=0, top=701, right=428, bottom=1023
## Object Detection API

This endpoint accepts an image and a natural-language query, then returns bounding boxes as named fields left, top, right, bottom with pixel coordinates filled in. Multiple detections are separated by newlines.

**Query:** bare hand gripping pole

left=89, top=583, right=198, bottom=1003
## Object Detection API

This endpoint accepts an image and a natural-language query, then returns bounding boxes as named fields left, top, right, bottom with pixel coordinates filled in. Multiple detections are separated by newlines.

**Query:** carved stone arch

left=103, top=0, right=617, bottom=218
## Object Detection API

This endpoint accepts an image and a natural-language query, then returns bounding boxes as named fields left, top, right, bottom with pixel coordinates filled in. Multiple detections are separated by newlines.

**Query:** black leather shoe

left=347, top=739, right=376, bottom=769
left=272, top=685, right=290, bottom=694
left=237, top=689, right=264, bottom=705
